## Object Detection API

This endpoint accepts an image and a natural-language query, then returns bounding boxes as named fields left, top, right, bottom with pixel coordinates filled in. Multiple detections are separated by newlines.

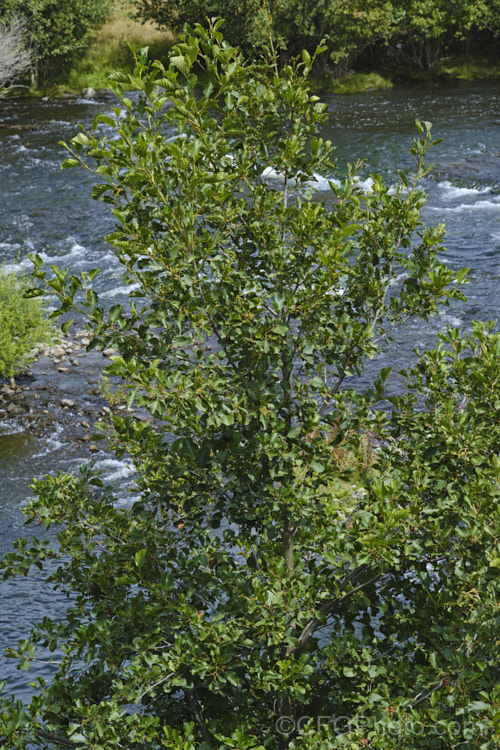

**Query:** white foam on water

left=37, top=240, right=88, bottom=266
left=14, top=214, right=35, bottom=228
left=101, top=282, right=140, bottom=298
left=21, top=158, right=42, bottom=170
left=0, top=254, right=38, bottom=274
left=310, top=173, right=340, bottom=191
left=325, top=285, right=345, bottom=297
left=0, top=419, right=25, bottom=436
left=113, top=491, right=141, bottom=509
left=74, top=98, right=102, bottom=106
left=31, top=425, right=65, bottom=458
left=93, top=457, right=135, bottom=483
left=34, top=160, right=60, bottom=170
left=310, top=172, right=373, bottom=193
left=355, top=176, right=374, bottom=192
left=260, top=166, right=290, bottom=183
left=440, top=313, right=463, bottom=328
left=438, top=180, right=492, bottom=199
left=261, top=168, right=374, bottom=194
left=388, top=271, right=410, bottom=287
left=429, top=199, right=500, bottom=213
left=0, top=240, right=21, bottom=252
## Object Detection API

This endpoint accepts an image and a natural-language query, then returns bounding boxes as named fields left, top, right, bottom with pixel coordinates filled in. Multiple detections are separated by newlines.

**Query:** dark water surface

left=0, top=81, right=499, bottom=702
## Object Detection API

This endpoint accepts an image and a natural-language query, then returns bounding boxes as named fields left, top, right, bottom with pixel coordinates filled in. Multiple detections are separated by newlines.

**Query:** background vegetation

left=0, top=266, right=52, bottom=378
left=0, top=0, right=113, bottom=86
left=1, top=0, right=500, bottom=92
left=63, top=0, right=174, bottom=92
left=132, top=0, right=500, bottom=76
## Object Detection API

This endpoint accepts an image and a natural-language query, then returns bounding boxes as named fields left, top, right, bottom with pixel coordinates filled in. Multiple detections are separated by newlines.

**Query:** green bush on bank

left=0, top=265, right=52, bottom=378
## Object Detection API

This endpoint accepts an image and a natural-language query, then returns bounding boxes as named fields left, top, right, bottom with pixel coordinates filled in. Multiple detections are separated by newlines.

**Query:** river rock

left=61, top=398, right=76, bottom=409
left=49, top=345, right=66, bottom=358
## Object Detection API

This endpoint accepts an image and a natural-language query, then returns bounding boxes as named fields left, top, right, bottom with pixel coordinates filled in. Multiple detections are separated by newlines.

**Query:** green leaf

left=134, top=549, right=147, bottom=569
left=170, top=55, right=189, bottom=75
left=72, top=132, right=92, bottom=147
left=93, top=114, right=116, bottom=129
left=61, top=158, right=81, bottom=169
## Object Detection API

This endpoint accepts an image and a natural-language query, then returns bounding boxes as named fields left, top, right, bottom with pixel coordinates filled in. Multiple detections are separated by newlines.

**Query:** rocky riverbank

left=0, top=329, right=145, bottom=454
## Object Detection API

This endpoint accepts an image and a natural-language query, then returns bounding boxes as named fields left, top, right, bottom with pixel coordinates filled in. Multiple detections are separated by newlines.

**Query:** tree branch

left=411, top=679, right=447, bottom=709
left=35, top=727, right=76, bottom=748
left=186, top=689, right=211, bottom=742
left=293, top=566, right=382, bottom=656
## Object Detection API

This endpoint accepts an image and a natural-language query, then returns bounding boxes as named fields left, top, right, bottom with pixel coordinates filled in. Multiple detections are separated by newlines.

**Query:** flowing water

left=0, top=80, right=499, bottom=703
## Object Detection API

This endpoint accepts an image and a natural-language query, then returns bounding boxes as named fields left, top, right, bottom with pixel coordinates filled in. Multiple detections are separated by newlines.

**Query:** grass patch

left=314, top=71, right=393, bottom=95
left=0, top=265, right=54, bottom=378
left=436, top=60, right=500, bottom=81
left=387, top=53, right=500, bottom=84
left=312, top=56, right=500, bottom=95
left=54, top=0, right=176, bottom=93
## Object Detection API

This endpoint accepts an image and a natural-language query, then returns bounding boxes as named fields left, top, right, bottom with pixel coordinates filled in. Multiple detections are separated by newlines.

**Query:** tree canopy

left=131, top=0, right=500, bottom=71
left=0, top=0, right=112, bottom=83
left=0, top=22, right=498, bottom=750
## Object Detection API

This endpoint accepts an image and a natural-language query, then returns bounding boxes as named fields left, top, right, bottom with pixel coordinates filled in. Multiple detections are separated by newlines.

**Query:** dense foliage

left=0, top=0, right=113, bottom=84
left=0, top=266, right=52, bottom=377
left=131, top=0, right=500, bottom=71
left=1, top=22, right=498, bottom=750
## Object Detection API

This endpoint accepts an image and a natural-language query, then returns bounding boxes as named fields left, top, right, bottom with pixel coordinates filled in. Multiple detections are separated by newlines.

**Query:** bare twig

left=411, top=679, right=446, bottom=709
left=0, top=17, right=32, bottom=94
left=119, top=671, right=175, bottom=717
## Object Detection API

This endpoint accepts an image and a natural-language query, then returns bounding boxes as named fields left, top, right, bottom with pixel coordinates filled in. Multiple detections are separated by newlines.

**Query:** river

left=0, top=80, right=499, bottom=703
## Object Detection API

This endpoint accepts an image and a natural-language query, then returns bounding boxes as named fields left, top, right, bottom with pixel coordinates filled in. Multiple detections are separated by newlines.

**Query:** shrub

left=0, top=265, right=52, bottom=378
left=2, top=24, right=498, bottom=750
